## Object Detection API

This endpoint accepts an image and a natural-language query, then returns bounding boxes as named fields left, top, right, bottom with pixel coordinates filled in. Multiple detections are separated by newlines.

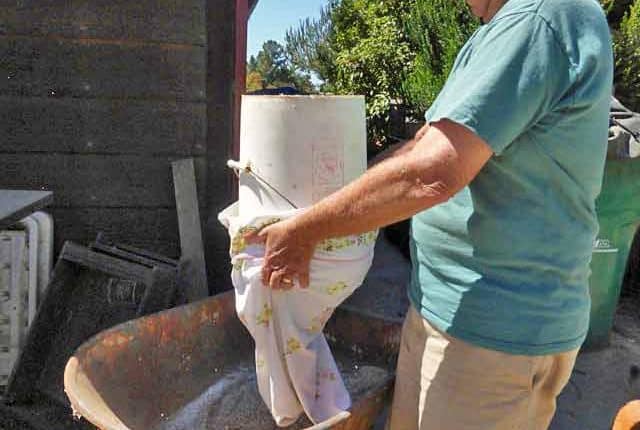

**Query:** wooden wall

left=0, top=1, right=237, bottom=290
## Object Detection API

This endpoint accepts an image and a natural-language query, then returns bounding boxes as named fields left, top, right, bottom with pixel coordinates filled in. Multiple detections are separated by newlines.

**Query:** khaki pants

left=387, top=306, right=579, bottom=430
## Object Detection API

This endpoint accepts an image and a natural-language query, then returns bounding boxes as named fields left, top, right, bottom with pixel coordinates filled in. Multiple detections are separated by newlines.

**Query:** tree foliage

left=278, top=0, right=640, bottom=150
left=247, top=40, right=314, bottom=93
left=285, top=3, right=336, bottom=87
left=601, top=0, right=635, bottom=28
left=403, top=0, right=478, bottom=114
left=329, top=0, right=415, bottom=148
left=613, top=0, right=640, bottom=110
left=246, top=70, right=264, bottom=92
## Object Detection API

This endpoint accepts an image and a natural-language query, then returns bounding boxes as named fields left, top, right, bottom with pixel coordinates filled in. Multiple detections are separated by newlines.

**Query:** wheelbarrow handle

left=304, top=411, right=351, bottom=430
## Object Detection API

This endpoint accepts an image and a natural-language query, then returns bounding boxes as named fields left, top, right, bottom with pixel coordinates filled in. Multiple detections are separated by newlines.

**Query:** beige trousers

left=386, top=306, right=579, bottom=430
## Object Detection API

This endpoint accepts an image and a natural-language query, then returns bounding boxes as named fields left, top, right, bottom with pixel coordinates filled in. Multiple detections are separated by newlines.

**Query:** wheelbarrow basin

left=64, top=290, right=401, bottom=430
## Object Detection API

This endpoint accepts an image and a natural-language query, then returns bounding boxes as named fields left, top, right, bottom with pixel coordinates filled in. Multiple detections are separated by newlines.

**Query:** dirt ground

left=550, top=297, right=640, bottom=430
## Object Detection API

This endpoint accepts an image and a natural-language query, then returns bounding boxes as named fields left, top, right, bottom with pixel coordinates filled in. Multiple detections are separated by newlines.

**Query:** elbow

left=434, top=183, right=458, bottom=204
left=409, top=169, right=467, bottom=207
left=408, top=177, right=458, bottom=207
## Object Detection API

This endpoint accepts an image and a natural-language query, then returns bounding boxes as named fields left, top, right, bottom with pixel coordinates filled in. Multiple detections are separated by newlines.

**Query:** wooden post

left=172, top=158, right=209, bottom=300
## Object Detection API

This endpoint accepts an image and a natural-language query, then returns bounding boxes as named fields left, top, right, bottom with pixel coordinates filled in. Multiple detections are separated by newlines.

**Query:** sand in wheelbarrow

left=154, top=352, right=391, bottom=430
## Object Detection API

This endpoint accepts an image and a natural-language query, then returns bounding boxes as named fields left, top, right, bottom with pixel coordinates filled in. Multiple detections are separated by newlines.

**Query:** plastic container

left=584, top=158, right=640, bottom=349
left=30, top=211, right=53, bottom=299
left=237, top=95, right=367, bottom=215
left=0, top=230, right=27, bottom=387
left=0, top=212, right=53, bottom=386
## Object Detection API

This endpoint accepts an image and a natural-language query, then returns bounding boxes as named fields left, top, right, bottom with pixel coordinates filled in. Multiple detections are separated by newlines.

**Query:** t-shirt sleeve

left=425, top=13, right=572, bottom=155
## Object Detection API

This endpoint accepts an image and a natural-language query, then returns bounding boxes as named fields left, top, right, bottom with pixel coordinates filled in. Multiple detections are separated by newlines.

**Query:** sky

left=248, top=0, right=329, bottom=59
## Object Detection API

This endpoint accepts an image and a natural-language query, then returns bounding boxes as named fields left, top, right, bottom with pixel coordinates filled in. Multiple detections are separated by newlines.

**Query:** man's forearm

left=293, top=155, right=445, bottom=242
left=290, top=122, right=481, bottom=242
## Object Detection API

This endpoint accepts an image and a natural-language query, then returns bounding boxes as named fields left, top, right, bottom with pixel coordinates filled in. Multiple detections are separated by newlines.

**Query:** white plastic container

left=0, top=231, right=27, bottom=387
left=237, top=95, right=367, bottom=215
left=0, top=212, right=53, bottom=386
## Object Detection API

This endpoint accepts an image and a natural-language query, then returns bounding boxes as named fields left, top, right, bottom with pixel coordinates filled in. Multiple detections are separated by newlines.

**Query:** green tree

left=601, top=0, right=635, bottom=28
left=246, top=70, right=264, bottom=92
left=329, top=0, right=415, bottom=149
left=247, top=40, right=314, bottom=93
left=285, top=3, right=336, bottom=89
left=403, top=0, right=478, bottom=114
left=253, top=41, right=293, bottom=86
left=613, top=0, right=640, bottom=110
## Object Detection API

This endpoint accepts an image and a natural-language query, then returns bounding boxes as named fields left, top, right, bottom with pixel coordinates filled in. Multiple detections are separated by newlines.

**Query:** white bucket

left=237, top=95, right=367, bottom=216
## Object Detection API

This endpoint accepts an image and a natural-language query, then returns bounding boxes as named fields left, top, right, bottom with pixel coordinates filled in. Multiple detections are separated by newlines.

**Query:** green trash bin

left=584, top=158, right=640, bottom=349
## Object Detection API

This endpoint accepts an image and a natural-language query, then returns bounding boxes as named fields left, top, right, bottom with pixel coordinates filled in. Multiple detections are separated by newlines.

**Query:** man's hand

left=246, top=218, right=316, bottom=290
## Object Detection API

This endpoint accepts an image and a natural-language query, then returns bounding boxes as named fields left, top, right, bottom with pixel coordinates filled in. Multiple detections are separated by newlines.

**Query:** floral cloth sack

left=219, top=203, right=377, bottom=427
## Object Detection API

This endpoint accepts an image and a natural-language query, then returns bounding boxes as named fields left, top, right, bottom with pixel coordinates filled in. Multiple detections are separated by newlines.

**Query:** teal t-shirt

left=409, top=0, right=613, bottom=355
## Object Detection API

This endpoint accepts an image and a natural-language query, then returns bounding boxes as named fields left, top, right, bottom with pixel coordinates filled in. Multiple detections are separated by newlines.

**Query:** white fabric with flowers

left=218, top=203, right=377, bottom=427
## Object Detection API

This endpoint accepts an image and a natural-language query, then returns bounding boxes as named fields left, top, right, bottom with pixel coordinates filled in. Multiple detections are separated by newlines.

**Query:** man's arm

left=253, top=119, right=493, bottom=288
left=368, top=123, right=430, bottom=167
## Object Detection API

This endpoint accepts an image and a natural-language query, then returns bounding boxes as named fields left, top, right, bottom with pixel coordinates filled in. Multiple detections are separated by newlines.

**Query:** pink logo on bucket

left=312, top=143, right=344, bottom=202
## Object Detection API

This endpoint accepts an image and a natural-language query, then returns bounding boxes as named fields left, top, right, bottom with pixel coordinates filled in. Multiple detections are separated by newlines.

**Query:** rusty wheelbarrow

left=64, top=290, right=401, bottom=430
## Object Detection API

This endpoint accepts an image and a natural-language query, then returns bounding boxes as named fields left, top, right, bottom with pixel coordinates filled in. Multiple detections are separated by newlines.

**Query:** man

left=249, top=0, right=613, bottom=427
